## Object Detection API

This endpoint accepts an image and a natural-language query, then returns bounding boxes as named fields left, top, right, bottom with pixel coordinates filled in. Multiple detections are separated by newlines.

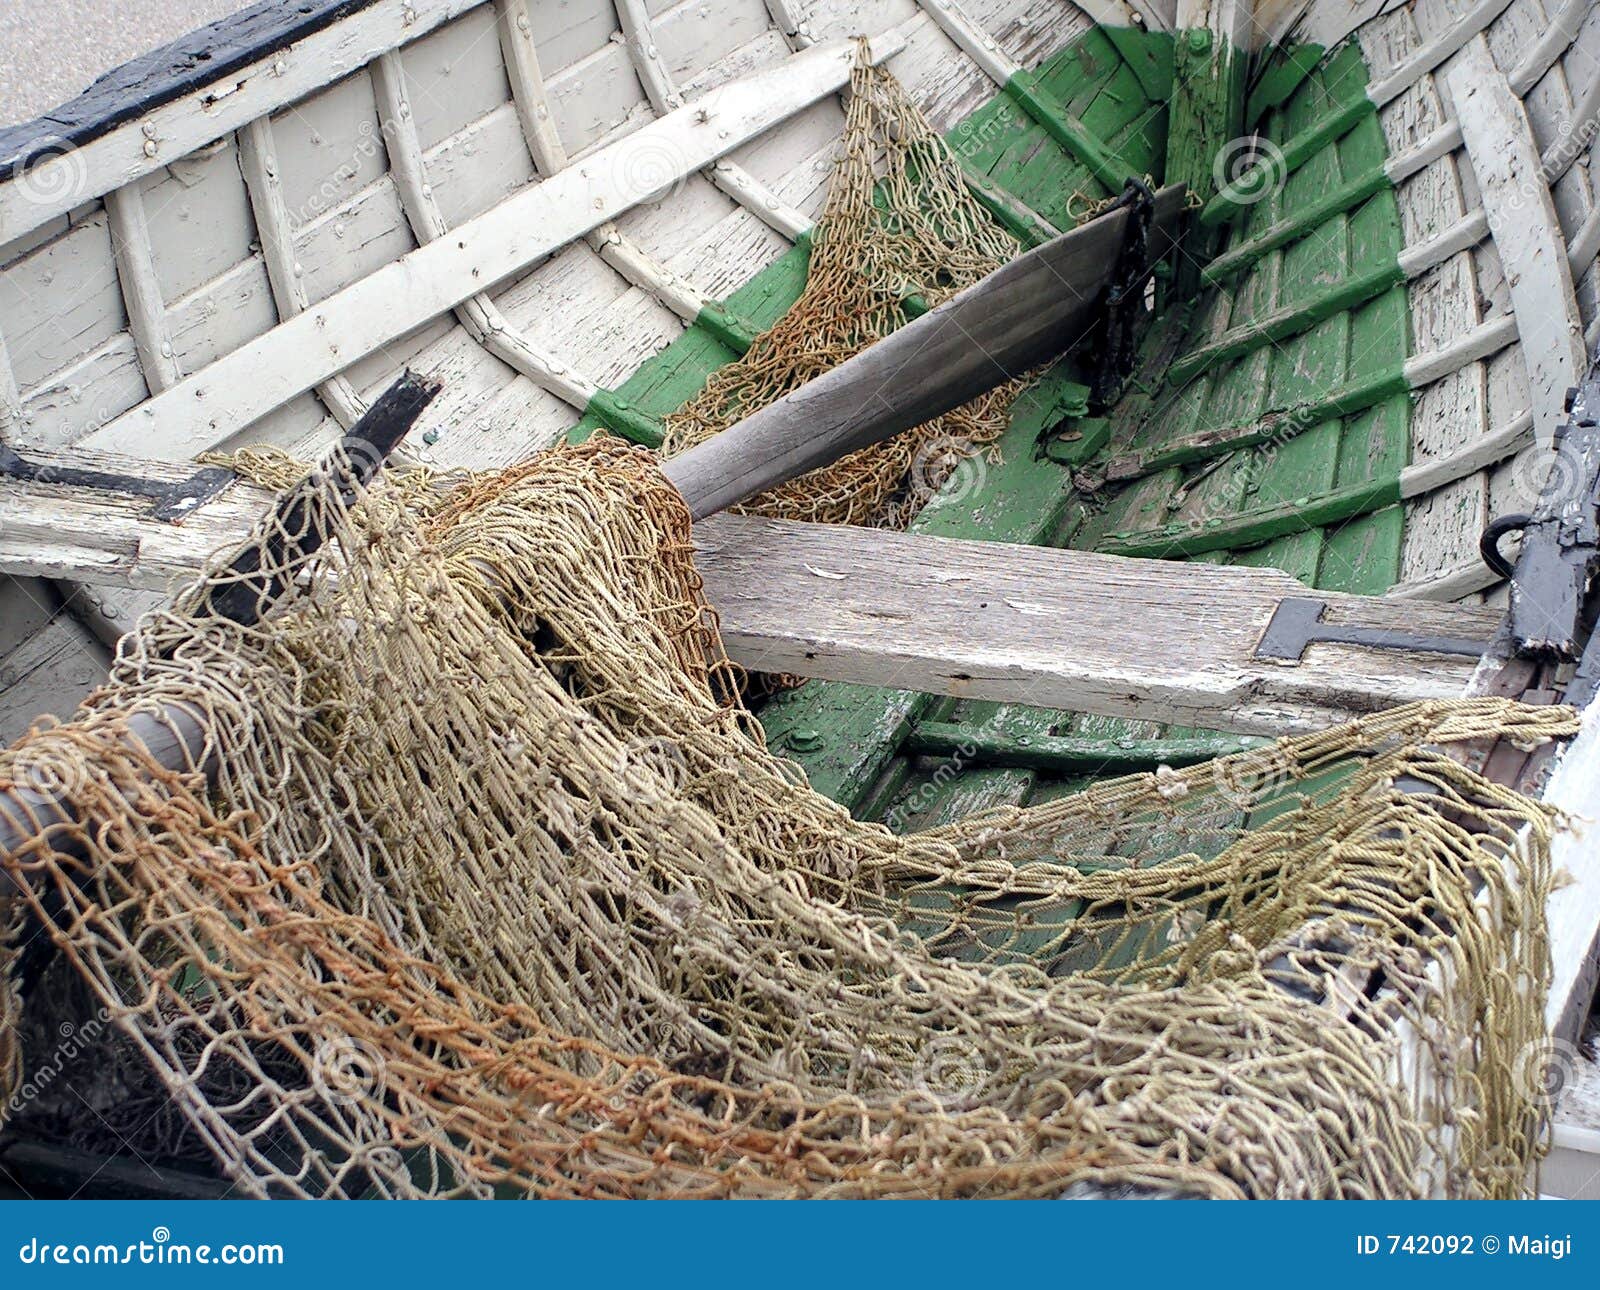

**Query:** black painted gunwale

left=0, top=0, right=385, bottom=183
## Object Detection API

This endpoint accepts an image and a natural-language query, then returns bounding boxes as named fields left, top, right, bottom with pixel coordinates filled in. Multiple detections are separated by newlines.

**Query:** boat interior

left=0, top=0, right=1598, bottom=1196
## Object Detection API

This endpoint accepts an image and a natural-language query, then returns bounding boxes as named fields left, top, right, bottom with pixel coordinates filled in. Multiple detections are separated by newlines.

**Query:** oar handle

left=661, top=184, right=1187, bottom=518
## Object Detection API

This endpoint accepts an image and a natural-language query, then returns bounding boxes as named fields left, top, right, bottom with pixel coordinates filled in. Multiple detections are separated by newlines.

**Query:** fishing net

left=660, top=44, right=1023, bottom=528
left=0, top=439, right=1580, bottom=1198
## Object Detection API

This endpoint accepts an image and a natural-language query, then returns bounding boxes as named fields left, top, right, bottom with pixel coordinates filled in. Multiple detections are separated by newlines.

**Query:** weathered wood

left=1164, top=0, right=1248, bottom=286
left=103, top=185, right=182, bottom=395
left=0, top=0, right=480, bottom=246
left=0, top=371, right=437, bottom=878
left=1541, top=697, right=1600, bottom=1044
left=690, top=515, right=1500, bottom=734
left=662, top=184, right=1187, bottom=518
left=78, top=36, right=901, bottom=462
left=1445, top=36, right=1585, bottom=449
left=235, top=118, right=367, bottom=431
left=0, top=447, right=1501, bottom=737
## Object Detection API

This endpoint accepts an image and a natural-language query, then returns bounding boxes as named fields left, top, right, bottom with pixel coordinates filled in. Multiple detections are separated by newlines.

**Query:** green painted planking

left=959, top=33, right=1172, bottom=227
left=1199, top=42, right=1379, bottom=230
left=571, top=30, right=1172, bottom=453
left=758, top=31, right=1175, bottom=808
left=1164, top=23, right=1247, bottom=292
left=1199, top=166, right=1390, bottom=285
left=1004, top=68, right=1134, bottom=193
left=907, top=721, right=1262, bottom=770
left=568, top=240, right=813, bottom=444
left=1244, top=42, right=1325, bottom=125
left=762, top=359, right=1098, bottom=808
left=1102, top=366, right=1408, bottom=480
left=569, top=30, right=1414, bottom=824
left=1165, top=260, right=1404, bottom=384
left=1099, top=477, right=1403, bottom=558
left=1100, top=47, right=1410, bottom=582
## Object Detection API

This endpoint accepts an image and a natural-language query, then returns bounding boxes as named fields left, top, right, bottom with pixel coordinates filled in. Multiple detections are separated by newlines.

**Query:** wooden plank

left=0, top=0, right=485, bottom=248
left=79, top=36, right=901, bottom=462
left=692, top=515, right=1499, bottom=734
left=1165, top=0, right=1248, bottom=284
left=235, top=118, right=367, bottom=431
left=103, top=185, right=182, bottom=394
left=1543, top=696, right=1600, bottom=1043
left=0, top=456, right=1501, bottom=736
left=1445, top=37, right=1585, bottom=448
left=662, top=186, right=1186, bottom=518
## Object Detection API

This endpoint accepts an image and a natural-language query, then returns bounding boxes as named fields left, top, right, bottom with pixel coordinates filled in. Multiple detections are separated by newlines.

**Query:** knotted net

left=660, top=44, right=1022, bottom=527
left=0, top=441, right=1579, bottom=1197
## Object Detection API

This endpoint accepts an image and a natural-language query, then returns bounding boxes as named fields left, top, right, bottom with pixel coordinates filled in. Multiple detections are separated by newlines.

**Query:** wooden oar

left=0, top=191, right=1184, bottom=874
left=663, top=184, right=1187, bottom=517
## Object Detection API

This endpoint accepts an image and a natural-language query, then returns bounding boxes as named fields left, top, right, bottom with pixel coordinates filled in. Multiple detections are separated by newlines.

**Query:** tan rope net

left=660, top=45, right=1022, bottom=527
left=0, top=440, right=1580, bottom=1197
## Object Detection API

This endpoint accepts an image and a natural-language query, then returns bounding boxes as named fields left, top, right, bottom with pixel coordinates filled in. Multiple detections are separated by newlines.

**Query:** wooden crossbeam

left=693, top=515, right=1499, bottom=734
left=0, top=449, right=1501, bottom=736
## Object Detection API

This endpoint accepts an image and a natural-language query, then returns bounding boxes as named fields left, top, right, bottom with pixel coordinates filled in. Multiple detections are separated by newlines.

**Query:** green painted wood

left=584, top=389, right=668, bottom=447
left=1199, top=164, right=1390, bottom=285
left=1166, top=259, right=1403, bottom=384
left=1095, top=41, right=1411, bottom=664
left=568, top=240, right=814, bottom=445
left=1043, top=412, right=1108, bottom=464
left=1103, top=23, right=1173, bottom=103
left=955, top=31, right=1170, bottom=229
left=873, top=39, right=1418, bottom=980
left=907, top=721, right=1262, bottom=770
left=692, top=303, right=758, bottom=354
left=1003, top=68, right=1130, bottom=193
left=952, top=153, right=1058, bottom=247
left=760, top=30, right=1174, bottom=808
left=760, top=361, right=1092, bottom=806
left=1244, top=42, right=1324, bottom=125
left=1103, top=366, right=1408, bottom=481
left=1098, top=476, right=1403, bottom=558
left=1199, top=95, right=1377, bottom=228
left=1163, top=23, right=1245, bottom=293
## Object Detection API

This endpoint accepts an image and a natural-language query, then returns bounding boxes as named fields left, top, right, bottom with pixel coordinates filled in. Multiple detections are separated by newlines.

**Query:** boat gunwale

left=0, top=0, right=390, bottom=183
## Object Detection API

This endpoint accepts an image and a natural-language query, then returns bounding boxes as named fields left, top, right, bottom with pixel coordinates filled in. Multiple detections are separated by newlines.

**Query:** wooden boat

left=0, top=0, right=1598, bottom=1197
